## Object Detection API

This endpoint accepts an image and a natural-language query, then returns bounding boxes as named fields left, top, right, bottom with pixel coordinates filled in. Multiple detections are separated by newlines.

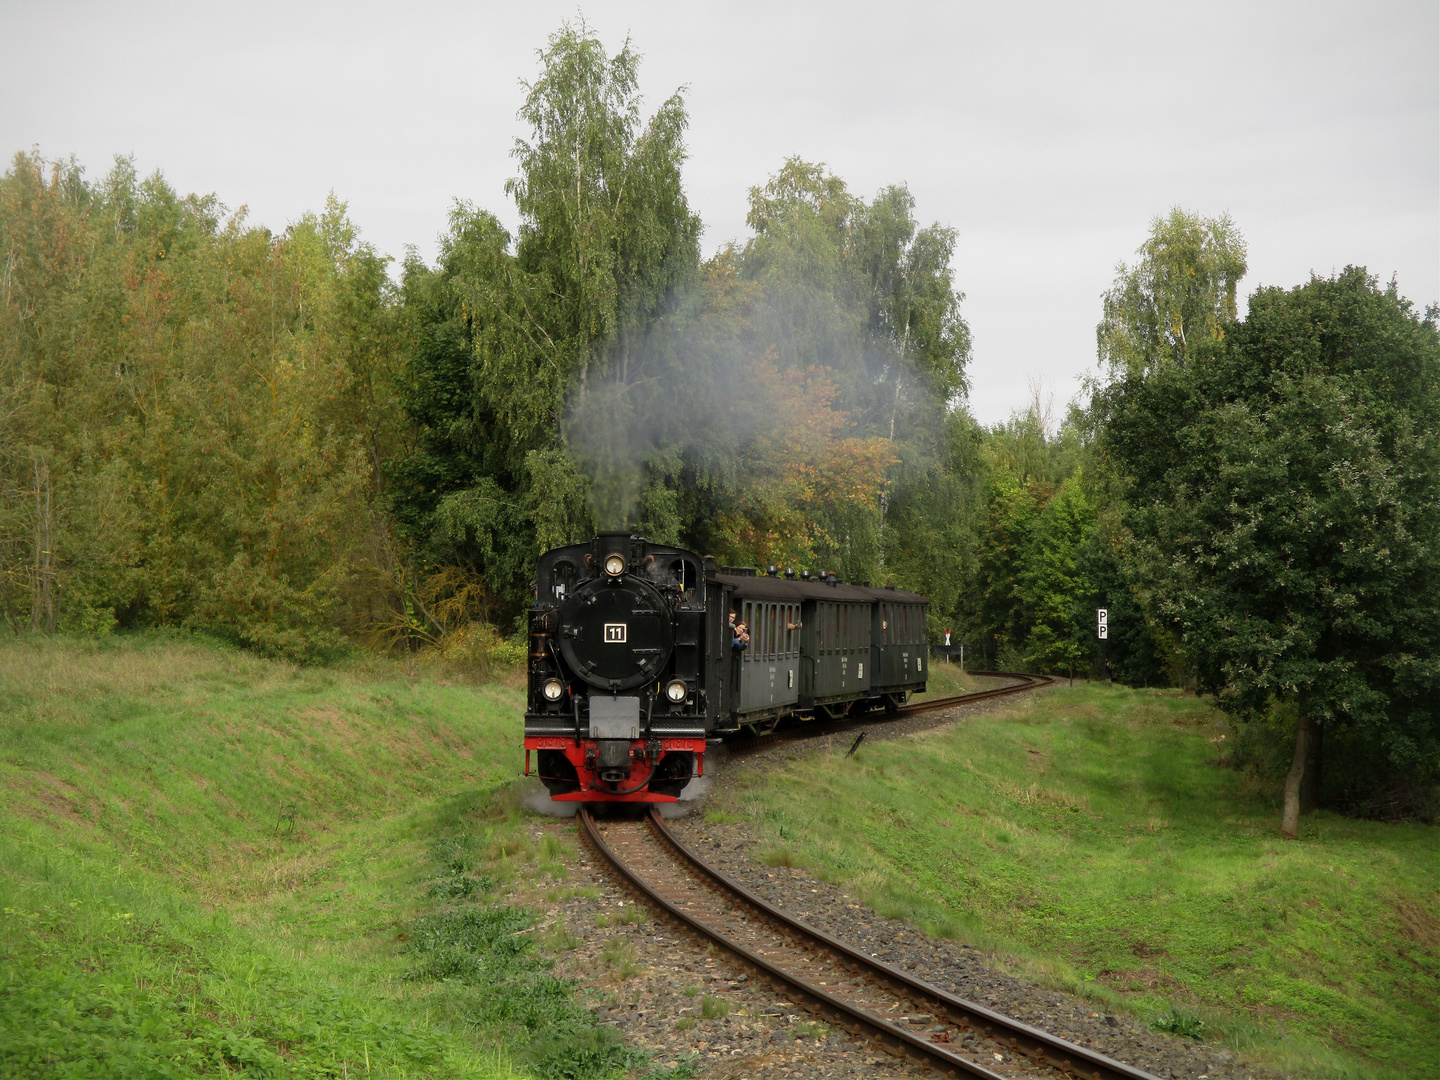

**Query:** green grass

left=712, top=682, right=1440, bottom=1079
left=908, top=656, right=979, bottom=702
left=0, top=633, right=643, bottom=1079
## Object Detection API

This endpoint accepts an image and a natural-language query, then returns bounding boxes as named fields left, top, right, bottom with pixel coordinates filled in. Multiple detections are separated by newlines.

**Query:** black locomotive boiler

left=524, top=533, right=928, bottom=803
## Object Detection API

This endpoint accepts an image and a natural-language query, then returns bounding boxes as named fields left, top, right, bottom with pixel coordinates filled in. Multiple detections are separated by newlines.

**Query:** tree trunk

left=1300, top=719, right=1323, bottom=813
left=30, top=452, right=54, bottom=634
left=1280, top=710, right=1311, bottom=838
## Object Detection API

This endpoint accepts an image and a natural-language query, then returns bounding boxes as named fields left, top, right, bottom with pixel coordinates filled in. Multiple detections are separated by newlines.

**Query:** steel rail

left=579, top=806, right=1161, bottom=1080
left=724, top=671, right=1057, bottom=755
left=894, top=670, right=1057, bottom=719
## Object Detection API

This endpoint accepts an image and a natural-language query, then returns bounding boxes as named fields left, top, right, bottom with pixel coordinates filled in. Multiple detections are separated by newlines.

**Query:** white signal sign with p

left=1097, top=608, right=1108, bottom=640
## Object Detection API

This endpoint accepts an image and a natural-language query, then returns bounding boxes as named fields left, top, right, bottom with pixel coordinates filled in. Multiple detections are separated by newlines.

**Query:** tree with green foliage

left=1017, top=476, right=1095, bottom=677
left=1101, top=267, right=1440, bottom=833
left=0, top=152, right=402, bottom=657
left=1097, top=207, right=1247, bottom=376
left=970, top=473, right=1043, bottom=667
left=392, top=21, right=700, bottom=625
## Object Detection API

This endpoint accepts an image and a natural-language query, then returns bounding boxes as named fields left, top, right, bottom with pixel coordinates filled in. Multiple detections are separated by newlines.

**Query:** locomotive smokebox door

left=558, top=576, right=673, bottom=691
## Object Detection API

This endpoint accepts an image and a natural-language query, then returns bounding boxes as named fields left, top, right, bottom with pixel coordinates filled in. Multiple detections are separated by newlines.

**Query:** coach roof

left=712, top=573, right=880, bottom=603
left=854, top=584, right=928, bottom=605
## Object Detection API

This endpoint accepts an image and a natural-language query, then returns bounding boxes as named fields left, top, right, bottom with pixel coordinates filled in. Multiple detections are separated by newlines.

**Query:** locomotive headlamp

left=603, top=553, right=626, bottom=577
left=665, top=679, right=687, bottom=703
left=542, top=678, right=565, bottom=702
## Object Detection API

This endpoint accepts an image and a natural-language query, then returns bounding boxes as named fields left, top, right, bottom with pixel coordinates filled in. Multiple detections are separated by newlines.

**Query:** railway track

left=726, top=670, right=1057, bottom=755
left=580, top=808, right=1159, bottom=1080
left=896, top=670, right=1057, bottom=719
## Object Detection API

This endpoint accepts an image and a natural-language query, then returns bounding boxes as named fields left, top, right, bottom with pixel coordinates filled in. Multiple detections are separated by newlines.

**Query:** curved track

left=726, top=670, right=1057, bottom=754
left=895, top=670, right=1056, bottom=718
left=580, top=807, right=1159, bottom=1080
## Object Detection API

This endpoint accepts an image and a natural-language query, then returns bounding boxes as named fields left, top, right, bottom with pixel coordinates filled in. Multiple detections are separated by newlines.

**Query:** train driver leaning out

left=729, top=610, right=750, bottom=653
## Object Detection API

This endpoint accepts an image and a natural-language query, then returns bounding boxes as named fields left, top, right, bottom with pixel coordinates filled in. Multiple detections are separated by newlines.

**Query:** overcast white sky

left=3, top=1, right=1435, bottom=425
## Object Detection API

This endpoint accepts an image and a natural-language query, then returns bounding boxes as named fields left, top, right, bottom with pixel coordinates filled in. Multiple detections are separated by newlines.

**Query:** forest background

left=2, top=24, right=1436, bottom=820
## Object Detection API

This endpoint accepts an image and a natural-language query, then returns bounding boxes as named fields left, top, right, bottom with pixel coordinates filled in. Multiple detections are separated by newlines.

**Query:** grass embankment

left=711, top=683, right=1439, bottom=1079
left=908, top=656, right=977, bottom=702
left=0, top=634, right=660, bottom=1079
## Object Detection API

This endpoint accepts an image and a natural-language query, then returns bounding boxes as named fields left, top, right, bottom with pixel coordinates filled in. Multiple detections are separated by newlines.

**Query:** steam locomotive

left=524, top=532, right=928, bottom=803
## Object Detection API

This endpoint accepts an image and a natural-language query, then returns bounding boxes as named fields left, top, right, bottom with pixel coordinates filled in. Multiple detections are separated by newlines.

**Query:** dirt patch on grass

left=993, top=778, right=1088, bottom=813
left=7, top=771, right=94, bottom=827
left=1096, top=966, right=1182, bottom=992
left=1395, top=897, right=1440, bottom=949
left=298, top=706, right=367, bottom=744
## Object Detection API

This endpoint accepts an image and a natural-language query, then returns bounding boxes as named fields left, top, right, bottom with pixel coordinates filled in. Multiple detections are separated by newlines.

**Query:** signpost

left=1097, top=608, right=1109, bottom=684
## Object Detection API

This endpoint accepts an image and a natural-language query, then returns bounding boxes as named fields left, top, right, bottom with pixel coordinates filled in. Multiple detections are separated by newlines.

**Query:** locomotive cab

left=524, top=533, right=712, bottom=802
